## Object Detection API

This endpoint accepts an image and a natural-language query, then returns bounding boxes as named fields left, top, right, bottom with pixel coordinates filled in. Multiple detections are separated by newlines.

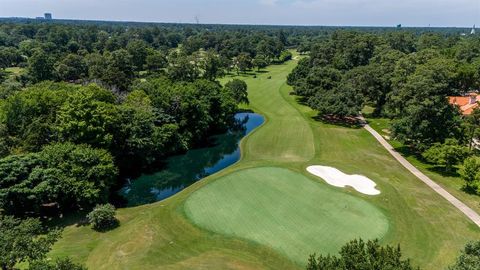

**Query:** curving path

left=361, top=118, right=480, bottom=227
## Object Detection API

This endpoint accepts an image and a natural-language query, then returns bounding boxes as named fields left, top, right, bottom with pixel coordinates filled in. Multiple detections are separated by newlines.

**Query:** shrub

left=87, top=204, right=118, bottom=231
left=459, top=156, right=480, bottom=191
left=422, top=139, right=469, bottom=172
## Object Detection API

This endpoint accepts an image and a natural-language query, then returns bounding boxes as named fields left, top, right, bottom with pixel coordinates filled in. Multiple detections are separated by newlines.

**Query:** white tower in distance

left=471, top=25, right=476, bottom=35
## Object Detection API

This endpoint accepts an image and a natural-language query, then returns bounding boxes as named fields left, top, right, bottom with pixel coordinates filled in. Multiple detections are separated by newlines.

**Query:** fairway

left=48, top=53, right=480, bottom=270
left=185, top=167, right=389, bottom=263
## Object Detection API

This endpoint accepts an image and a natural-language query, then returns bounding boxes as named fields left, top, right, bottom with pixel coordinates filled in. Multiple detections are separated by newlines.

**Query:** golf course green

left=185, top=167, right=388, bottom=264
left=49, top=52, right=480, bottom=270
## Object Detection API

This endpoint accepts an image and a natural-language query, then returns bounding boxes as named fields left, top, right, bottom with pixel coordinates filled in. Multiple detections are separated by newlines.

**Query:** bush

left=459, top=156, right=480, bottom=191
left=422, top=139, right=469, bottom=172
left=87, top=204, right=118, bottom=231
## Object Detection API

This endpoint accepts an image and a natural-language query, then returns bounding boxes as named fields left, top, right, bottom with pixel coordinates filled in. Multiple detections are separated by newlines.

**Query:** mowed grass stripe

left=185, top=167, right=389, bottom=264
left=223, top=62, right=315, bottom=163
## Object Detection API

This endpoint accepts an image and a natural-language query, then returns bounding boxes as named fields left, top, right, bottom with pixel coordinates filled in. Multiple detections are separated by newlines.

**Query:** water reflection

left=120, top=112, right=264, bottom=206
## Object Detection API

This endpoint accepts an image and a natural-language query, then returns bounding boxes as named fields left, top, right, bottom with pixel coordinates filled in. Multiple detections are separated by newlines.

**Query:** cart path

left=361, top=119, right=480, bottom=227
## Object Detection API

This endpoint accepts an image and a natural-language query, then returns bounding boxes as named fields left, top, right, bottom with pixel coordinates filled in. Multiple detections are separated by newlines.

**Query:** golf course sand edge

left=307, top=165, right=380, bottom=195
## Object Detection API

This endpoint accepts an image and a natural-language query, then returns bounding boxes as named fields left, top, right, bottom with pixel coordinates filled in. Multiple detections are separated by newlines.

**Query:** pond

left=120, top=112, right=264, bottom=206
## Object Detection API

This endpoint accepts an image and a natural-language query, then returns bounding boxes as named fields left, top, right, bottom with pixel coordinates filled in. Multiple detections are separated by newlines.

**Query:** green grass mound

left=184, top=167, right=389, bottom=264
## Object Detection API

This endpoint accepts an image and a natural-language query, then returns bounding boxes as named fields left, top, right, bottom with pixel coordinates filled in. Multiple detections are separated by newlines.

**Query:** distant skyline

left=0, top=0, right=479, bottom=27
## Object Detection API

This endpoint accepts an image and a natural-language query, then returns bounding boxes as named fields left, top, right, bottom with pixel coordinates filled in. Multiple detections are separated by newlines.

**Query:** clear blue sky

left=1, top=0, right=479, bottom=27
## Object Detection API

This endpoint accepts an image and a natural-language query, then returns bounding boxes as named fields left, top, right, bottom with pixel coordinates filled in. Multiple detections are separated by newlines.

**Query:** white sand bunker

left=307, top=165, right=380, bottom=195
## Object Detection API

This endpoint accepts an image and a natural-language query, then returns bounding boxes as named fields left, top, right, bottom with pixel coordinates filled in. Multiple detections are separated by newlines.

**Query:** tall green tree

left=55, top=84, right=117, bottom=148
left=202, top=50, right=224, bottom=81
left=0, top=216, right=59, bottom=270
left=127, top=39, right=149, bottom=71
left=27, top=50, right=55, bottom=83
left=54, top=54, right=87, bottom=81
left=102, top=49, right=134, bottom=91
left=225, top=79, right=249, bottom=104
left=0, top=142, right=117, bottom=215
left=459, top=156, right=480, bottom=190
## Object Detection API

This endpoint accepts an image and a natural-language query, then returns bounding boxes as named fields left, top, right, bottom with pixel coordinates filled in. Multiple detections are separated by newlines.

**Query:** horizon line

left=0, top=16, right=476, bottom=29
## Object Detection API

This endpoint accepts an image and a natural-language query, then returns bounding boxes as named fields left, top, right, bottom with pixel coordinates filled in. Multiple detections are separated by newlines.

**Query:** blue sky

left=0, top=0, right=478, bottom=27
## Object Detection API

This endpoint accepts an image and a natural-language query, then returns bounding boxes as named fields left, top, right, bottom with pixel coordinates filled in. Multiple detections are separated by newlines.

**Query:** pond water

left=120, top=112, right=264, bottom=206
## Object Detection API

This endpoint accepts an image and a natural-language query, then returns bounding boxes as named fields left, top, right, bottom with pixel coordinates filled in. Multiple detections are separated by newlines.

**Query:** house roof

left=448, top=94, right=479, bottom=115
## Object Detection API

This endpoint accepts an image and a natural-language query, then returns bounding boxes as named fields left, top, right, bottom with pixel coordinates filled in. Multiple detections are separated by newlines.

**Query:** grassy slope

left=367, top=117, right=480, bottom=214
left=50, top=56, right=479, bottom=269
left=185, top=167, right=389, bottom=264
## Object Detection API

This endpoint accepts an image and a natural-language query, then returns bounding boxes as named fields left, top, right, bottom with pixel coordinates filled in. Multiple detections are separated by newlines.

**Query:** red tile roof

left=448, top=94, right=479, bottom=115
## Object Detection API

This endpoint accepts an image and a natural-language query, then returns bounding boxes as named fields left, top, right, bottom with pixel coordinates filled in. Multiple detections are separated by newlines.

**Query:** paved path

left=361, top=119, right=480, bottom=227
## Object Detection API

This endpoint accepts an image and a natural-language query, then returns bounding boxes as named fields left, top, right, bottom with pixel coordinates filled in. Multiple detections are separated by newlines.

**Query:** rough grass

left=48, top=53, right=480, bottom=269
left=185, top=167, right=389, bottom=264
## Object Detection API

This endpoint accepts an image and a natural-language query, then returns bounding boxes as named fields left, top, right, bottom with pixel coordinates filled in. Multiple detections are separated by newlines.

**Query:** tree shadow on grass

left=312, top=114, right=363, bottom=129
left=461, top=185, right=479, bottom=195
left=392, top=145, right=419, bottom=159
left=92, top=219, right=120, bottom=233
left=426, top=165, right=461, bottom=178
left=43, top=210, right=90, bottom=229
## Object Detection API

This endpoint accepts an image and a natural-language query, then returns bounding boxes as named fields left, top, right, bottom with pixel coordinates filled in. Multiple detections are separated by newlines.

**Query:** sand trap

left=307, top=165, right=380, bottom=195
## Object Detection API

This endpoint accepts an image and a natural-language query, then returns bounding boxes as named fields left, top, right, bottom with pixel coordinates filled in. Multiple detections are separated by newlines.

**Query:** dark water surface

left=120, top=112, right=264, bottom=206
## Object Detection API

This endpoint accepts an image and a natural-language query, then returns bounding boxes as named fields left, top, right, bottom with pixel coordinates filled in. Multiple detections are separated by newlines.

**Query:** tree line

left=287, top=30, right=480, bottom=190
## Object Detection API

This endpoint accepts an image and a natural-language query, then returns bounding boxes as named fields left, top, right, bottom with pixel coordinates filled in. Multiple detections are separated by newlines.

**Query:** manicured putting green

left=184, top=167, right=389, bottom=264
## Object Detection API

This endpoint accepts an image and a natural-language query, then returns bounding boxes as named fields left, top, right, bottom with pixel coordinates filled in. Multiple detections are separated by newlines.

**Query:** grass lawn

left=185, top=167, right=389, bottom=264
left=49, top=53, right=480, bottom=269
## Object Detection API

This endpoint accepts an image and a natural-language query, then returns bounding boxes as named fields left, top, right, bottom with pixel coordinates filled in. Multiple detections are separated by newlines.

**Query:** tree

left=225, top=79, right=249, bottom=104
left=306, top=239, right=417, bottom=270
left=202, top=50, right=224, bottom=81
left=55, top=84, right=118, bottom=148
left=422, top=139, right=469, bottom=172
left=389, top=58, right=462, bottom=146
left=0, top=216, right=59, bottom=270
left=464, top=108, right=480, bottom=151
left=459, top=156, right=480, bottom=190
left=252, top=55, right=268, bottom=71
left=113, top=90, right=180, bottom=170
left=29, top=257, right=87, bottom=270
left=54, top=54, right=87, bottom=81
left=145, top=49, right=167, bottom=72
left=87, top=203, right=118, bottom=231
left=167, top=53, right=200, bottom=82
left=102, top=49, right=134, bottom=91
left=308, top=82, right=363, bottom=118
left=235, top=53, right=252, bottom=74
left=278, top=50, right=292, bottom=63
left=0, top=82, right=72, bottom=152
left=0, top=142, right=117, bottom=216
left=127, top=39, right=149, bottom=71
left=448, top=241, right=480, bottom=270
left=28, top=50, right=54, bottom=83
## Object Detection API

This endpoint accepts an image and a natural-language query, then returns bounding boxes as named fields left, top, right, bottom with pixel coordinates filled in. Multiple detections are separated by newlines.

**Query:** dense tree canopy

left=0, top=215, right=59, bottom=270
left=0, top=142, right=117, bottom=215
left=306, top=239, right=417, bottom=270
left=287, top=30, right=480, bottom=149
